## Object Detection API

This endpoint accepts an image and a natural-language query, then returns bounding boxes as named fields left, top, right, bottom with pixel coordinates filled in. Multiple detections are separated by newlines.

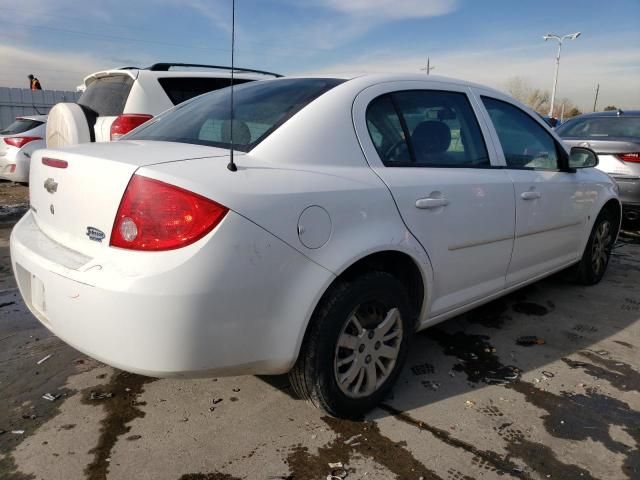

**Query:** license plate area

left=31, top=274, right=46, bottom=316
left=15, top=263, right=51, bottom=327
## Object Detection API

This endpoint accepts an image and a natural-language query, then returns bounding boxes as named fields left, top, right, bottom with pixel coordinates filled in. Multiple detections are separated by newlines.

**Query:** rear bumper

left=10, top=211, right=333, bottom=377
left=610, top=175, right=640, bottom=222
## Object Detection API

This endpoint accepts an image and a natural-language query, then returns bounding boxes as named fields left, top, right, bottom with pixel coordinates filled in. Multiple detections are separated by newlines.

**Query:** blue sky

left=1, top=0, right=638, bottom=109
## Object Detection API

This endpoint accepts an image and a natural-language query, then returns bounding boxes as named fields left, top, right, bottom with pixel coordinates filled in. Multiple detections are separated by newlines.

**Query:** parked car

left=11, top=74, right=620, bottom=418
left=45, top=63, right=281, bottom=148
left=0, top=115, right=47, bottom=184
left=556, top=110, right=640, bottom=228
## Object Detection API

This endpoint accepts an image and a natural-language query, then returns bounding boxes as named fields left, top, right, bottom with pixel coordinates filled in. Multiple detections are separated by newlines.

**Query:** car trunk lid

left=29, top=140, right=231, bottom=257
left=562, top=137, right=640, bottom=154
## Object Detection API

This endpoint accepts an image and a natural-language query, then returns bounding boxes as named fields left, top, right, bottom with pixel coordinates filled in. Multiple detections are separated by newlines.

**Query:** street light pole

left=543, top=32, right=580, bottom=118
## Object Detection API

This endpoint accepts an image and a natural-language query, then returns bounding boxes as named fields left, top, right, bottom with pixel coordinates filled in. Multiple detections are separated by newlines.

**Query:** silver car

left=557, top=110, right=640, bottom=228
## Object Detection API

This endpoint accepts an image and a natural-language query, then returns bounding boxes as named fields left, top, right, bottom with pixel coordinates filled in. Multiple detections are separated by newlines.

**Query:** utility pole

left=543, top=32, right=581, bottom=117
left=593, top=83, right=600, bottom=112
left=420, top=57, right=435, bottom=75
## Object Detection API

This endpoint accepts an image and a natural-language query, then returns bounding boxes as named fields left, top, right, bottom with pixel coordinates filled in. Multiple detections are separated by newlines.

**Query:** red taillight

left=110, top=114, right=153, bottom=141
left=616, top=153, right=640, bottom=163
left=3, top=136, right=42, bottom=148
left=8, top=165, right=16, bottom=173
left=110, top=175, right=228, bottom=251
left=42, top=157, right=68, bottom=169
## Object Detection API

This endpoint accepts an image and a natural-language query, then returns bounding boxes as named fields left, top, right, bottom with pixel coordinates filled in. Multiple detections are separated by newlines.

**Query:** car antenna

left=226, top=0, right=238, bottom=172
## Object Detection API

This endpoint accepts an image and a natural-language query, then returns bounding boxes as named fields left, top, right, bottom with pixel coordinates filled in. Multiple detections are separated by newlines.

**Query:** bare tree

left=504, top=77, right=550, bottom=115
left=604, top=105, right=618, bottom=111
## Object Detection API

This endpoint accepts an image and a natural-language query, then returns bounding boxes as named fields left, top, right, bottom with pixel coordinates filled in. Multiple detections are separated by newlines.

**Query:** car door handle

left=416, top=198, right=449, bottom=209
left=521, top=191, right=541, bottom=200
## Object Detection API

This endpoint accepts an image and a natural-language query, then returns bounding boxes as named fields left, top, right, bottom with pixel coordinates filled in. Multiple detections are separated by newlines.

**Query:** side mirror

left=569, top=146, right=598, bottom=169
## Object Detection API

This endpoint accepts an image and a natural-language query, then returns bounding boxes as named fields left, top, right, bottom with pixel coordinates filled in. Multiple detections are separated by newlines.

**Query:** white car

left=11, top=74, right=620, bottom=417
left=45, top=63, right=281, bottom=148
left=0, top=115, right=47, bottom=183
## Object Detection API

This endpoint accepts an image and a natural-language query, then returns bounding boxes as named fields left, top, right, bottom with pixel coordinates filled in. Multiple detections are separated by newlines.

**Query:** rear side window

left=158, top=77, right=253, bottom=105
left=557, top=117, right=640, bottom=138
left=128, top=78, right=344, bottom=152
left=78, top=75, right=134, bottom=116
left=482, top=96, right=560, bottom=170
left=0, top=118, right=43, bottom=135
left=366, top=90, right=489, bottom=167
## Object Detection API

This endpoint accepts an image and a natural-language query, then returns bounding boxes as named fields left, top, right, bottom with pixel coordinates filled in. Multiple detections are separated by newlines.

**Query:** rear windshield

left=557, top=116, right=640, bottom=138
left=128, top=78, right=344, bottom=152
left=0, top=118, right=43, bottom=135
left=158, top=77, right=253, bottom=105
left=78, top=75, right=134, bottom=116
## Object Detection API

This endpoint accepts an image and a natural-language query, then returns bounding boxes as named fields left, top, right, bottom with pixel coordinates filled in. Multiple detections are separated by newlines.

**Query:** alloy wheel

left=591, top=220, right=612, bottom=276
left=334, top=302, right=403, bottom=398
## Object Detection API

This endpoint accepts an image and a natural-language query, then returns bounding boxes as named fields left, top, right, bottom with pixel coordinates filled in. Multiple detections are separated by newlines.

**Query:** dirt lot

left=0, top=182, right=638, bottom=480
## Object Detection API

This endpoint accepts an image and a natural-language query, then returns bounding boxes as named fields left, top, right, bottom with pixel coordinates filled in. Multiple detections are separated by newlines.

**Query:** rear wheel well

left=331, top=251, right=425, bottom=321
left=602, top=199, right=621, bottom=237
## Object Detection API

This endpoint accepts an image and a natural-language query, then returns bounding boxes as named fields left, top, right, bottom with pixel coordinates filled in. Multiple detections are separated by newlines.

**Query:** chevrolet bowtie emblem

left=44, top=178, right=58, bottom=194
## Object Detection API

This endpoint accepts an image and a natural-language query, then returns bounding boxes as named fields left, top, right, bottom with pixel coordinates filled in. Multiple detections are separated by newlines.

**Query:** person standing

left=28, top=74, right=42, bottom=90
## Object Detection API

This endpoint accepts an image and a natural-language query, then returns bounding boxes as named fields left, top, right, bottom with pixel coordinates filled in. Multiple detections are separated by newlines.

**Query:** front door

left=354, top=82, right=516, bottom=317
left=477, top=94, right=589, bottom=286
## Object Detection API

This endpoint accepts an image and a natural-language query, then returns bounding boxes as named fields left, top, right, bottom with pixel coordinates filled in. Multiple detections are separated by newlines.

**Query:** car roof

left=569, top=110, right=640, bottom=118
left=288, top=72, right=505, bottom=94
left=280, top=72, right=515, bottom=102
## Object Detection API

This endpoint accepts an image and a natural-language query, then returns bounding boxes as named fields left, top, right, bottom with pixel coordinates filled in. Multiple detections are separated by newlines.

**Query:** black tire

left=574, top=209, right=616, bottom=285
left=289, top=272, right=413, bottom=418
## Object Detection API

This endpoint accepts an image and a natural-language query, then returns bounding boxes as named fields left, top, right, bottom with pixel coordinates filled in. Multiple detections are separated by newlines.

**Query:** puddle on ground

left=427, top=330, right=520, bottom=384
left=508, top=381, right=640, bottom=479
left=80, top=371, right=156, bottom=480
left=286, top=416, right=443, bottom=480
left=512, top=302, right=550, bottom=316
left=178, top=474, right=243, bottom=480
left=463, top=298, right=510, bottom=329
left=563, top=351, right=640, bottom=392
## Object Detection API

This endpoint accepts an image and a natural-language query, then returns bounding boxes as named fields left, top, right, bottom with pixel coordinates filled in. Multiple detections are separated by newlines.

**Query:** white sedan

left=10, top=74, right=620, bottom=417
left=0, top=115, right=47, bottom=183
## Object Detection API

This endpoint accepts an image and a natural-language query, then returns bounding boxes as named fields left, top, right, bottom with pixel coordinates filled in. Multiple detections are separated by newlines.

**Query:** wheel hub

left=591, top=220, right=612, bottom=276
left=334, top=304, right=403, bottom=399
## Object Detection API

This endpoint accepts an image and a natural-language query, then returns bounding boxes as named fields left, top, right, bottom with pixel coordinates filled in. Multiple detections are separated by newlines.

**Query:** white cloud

left=311, top=44, right=640, bottom=110
left=163, top=0, right=232, bottom=33
left=321, top=0, right=459, bottom=19
left=0, top=44, right=123, bottom=91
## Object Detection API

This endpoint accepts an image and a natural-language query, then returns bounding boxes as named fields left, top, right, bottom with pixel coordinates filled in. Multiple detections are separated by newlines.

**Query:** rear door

left=79, top=74, right=135, bottom=142
left=475, top=92, right=589, bottom=285
left=354, top=81, right=515, bottom=317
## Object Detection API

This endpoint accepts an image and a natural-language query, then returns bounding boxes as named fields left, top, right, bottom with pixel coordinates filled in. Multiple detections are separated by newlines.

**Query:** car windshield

left=557, top=116, right=640, bottom=138
left=0, top=118, right=43, bottom=135
left=127, top=78, right=344, bottom=152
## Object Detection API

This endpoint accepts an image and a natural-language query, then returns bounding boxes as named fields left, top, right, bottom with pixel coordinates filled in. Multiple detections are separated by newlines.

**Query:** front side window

left=482, top=97, right=560, bottom=170
left=128, top=78, right=344, bottom=152
left=366, top=90, right=489, bottom=167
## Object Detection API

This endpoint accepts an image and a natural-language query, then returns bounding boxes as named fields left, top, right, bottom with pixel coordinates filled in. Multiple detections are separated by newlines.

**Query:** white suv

left=45, top=63, right=281, bottom=148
